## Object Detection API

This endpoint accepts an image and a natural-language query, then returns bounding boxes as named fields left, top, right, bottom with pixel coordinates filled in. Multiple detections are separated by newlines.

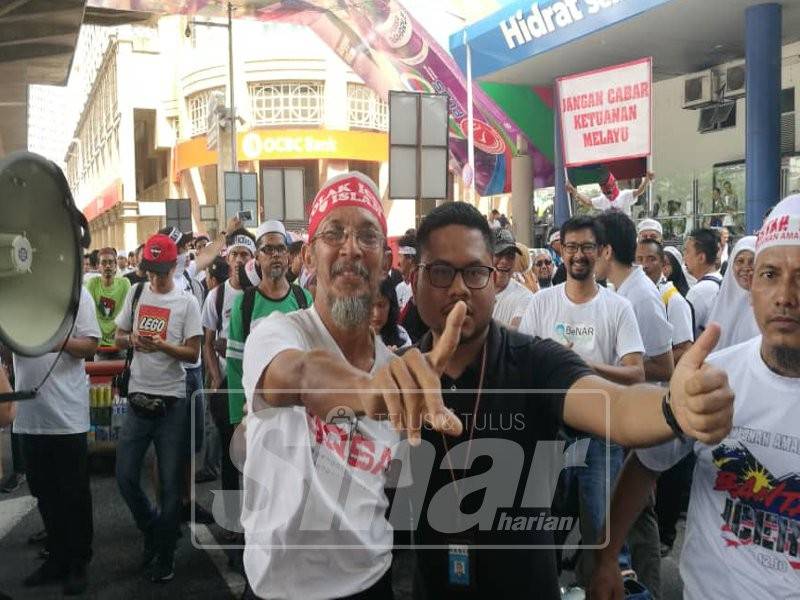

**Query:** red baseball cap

left=140, top=234, right=178, bottom=274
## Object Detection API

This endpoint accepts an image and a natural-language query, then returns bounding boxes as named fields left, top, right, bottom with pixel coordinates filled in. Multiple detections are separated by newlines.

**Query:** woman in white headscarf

left=707, top=236, right=758, bottom=350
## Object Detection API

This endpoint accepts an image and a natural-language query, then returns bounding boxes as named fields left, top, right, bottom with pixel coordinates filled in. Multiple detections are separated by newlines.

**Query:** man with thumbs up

left=591, top=195, right=800, bottom=600
left=406, top=202, right=734, bottom=599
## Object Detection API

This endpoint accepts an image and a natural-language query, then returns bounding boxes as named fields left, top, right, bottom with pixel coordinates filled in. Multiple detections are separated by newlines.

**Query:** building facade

left=59, top=16, right=393, bottom=252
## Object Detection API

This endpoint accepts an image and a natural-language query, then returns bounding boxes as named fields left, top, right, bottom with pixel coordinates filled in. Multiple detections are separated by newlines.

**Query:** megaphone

left=0, top=152, right=90, bottom=366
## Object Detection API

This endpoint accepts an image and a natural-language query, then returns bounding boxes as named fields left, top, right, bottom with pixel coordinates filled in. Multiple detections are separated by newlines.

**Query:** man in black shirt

left=401, top=202, right=735, bottom=599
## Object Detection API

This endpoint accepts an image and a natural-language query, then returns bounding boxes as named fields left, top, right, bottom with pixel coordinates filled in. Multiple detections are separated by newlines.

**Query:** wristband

left=661, top=391, right=685, bottom=439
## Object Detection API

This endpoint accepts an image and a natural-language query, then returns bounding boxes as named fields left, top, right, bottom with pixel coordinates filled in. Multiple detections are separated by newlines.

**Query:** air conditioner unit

left=683, top=71, right=716, bottom=109
left=724, top=62, right=746, bottom=99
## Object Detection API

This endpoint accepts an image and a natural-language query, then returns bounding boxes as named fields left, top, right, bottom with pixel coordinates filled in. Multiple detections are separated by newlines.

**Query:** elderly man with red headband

left=238, top=172, right=463, bottom=600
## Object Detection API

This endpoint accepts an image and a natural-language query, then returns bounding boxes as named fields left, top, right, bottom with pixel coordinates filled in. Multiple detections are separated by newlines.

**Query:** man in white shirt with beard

left=240, top=173, right=463, bottom=599
left=591, top=194, right=800, bottom=600
left=492, top=228, right=534, bottom=329
left=519, top=215, right=645, bottom=588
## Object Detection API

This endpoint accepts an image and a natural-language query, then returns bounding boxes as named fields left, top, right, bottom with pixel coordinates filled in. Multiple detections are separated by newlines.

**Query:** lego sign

left=556, top=57, right=652, bottom=167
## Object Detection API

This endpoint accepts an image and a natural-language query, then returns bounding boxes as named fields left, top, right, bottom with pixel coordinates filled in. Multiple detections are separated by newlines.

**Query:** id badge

left=447, top=540, right=476, bottom=590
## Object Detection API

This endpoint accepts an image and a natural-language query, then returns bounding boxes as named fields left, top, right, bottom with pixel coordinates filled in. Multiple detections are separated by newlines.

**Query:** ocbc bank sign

left=241, top=131, right=338, bottom=159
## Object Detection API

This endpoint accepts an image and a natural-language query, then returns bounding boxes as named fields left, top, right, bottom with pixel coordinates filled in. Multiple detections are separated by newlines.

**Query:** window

left=781, top=88, right=795, bottom=154
left=698, top=102, right=736, bottom=133
left=348, top=83, right=388, bottom=131
left=187, top=88, right=224, bottom=137
left=250, top=81, right=324, bottom=127
left=263, top=168, right=306, bottom=221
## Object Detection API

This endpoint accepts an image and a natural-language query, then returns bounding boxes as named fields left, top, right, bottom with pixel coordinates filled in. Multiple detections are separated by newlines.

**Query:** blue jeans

left=115, top=396, right=188, bottom=554
left=561, top=437, right=631, bottom=583
left=186, top=365, right=205, bottom=455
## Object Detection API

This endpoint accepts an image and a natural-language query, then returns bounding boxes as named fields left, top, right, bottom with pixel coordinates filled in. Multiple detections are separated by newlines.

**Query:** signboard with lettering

left=556, top=57, right=651, bottom=167
left=449, top=0, right=671, bottom=79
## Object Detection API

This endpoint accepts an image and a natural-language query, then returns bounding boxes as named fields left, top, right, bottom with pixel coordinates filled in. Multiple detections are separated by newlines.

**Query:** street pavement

left=0, top=432, right=685, bottom=599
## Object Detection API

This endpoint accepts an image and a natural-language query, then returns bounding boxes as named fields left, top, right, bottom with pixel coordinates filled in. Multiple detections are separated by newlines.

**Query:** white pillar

left=511, top=153, right=533, bottom=247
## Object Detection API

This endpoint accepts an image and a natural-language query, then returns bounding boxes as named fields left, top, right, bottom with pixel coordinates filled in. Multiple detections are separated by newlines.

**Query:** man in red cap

left=238, top=172, right=463, bottom=599
left=113, top=233, right=203, bottom=584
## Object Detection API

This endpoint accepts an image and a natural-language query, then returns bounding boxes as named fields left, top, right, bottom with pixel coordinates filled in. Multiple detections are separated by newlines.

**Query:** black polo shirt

left=408, top=322, right=592, bottom=600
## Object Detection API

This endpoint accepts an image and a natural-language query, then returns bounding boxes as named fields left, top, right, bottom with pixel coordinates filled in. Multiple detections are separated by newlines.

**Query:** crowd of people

left=0, top=169, right=797, bottom=600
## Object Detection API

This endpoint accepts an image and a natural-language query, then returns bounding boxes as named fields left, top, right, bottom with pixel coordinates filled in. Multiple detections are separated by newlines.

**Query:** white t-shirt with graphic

left=616, top=266, right=673, bottom=358
left=241, top=306, right=400, bottom=600
left=201, top=281, right=244, bottom=373
left=115, top=283, right=203, bottom=398
left=518, top=283, right=644, bottom=366
left=687, top=271, right=722, bottom=336
left=13, top=288, right=100, bottom=434
left=591, top=188, right=637, bottom=216
left=493, top=278, right=534, bottom=329
left=637, top=337, right=800, bottom=599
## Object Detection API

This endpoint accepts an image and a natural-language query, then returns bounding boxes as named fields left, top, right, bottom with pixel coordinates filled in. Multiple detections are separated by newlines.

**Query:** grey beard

left=330, top=295, right=372, bottom=329
left=770, top=346, right=800, bottom=378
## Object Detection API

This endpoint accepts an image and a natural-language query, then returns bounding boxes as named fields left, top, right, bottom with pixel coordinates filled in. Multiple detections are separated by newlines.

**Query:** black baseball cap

left=493, top=228, right=522, bottom=256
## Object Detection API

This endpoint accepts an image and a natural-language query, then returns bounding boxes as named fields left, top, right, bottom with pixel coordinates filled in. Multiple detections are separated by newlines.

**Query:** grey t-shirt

left=116, top=283, right=203, bottom=398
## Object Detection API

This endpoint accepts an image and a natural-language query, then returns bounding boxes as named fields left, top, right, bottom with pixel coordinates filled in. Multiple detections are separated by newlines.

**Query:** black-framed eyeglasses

left=418, top=262, right=495, bottom=289
left=535, top=259, right=553, bottom=267
left=563, top=242, right=598, bottom=255
left=313, top=227, right=383, bottom=251
left=258, top=244, right=287, bottom=256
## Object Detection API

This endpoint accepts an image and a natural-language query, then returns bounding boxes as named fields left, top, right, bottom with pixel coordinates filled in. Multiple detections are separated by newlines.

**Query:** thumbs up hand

left=362, top=301, right=466, bottom=445
left=668, top=323, right=734, bottom=445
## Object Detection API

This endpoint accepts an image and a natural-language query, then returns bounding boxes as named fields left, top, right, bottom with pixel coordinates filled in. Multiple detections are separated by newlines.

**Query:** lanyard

left=441, top=342, right=488, bottom=504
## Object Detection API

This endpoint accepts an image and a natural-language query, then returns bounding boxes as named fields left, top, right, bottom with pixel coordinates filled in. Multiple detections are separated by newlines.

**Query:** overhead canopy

left=451, top=0, right=800, bottom=86
left=0, top=0, right=85, bottom=155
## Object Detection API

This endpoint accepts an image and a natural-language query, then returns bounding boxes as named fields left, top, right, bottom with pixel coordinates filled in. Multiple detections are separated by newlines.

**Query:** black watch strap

left=661, top=390, right=685, bottom=439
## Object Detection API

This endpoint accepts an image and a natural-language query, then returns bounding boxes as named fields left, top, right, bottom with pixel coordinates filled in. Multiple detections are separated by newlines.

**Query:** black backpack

left=241, top=285, right=309, bottom=338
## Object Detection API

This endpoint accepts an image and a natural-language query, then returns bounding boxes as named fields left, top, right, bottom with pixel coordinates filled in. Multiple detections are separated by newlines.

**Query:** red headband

left=308, top=172, right=387, bottom=240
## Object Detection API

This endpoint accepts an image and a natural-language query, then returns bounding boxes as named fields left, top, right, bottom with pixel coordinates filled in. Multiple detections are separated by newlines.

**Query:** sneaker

left=150, top=553, right=175, bottom=583
left=1, top=472, right=25, bottom=494
left=194, top=469, right=217, bottom=484
left=63, top=563, right=88, bottom=596
left=141, top=530, right=157, bottom=569
left=23, top=559, right=65, bottom=587
left=38, top=547, right=50, bottom=560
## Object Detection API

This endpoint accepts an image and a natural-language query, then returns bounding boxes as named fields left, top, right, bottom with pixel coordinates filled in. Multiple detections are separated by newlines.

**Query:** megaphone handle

left=0, top=390, right=36, bottom=402
left=73, top=207, right=91, bottom=249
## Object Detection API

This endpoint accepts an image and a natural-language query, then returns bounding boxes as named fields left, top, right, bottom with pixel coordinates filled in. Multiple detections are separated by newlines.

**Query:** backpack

left=116, top=282, right=145, bottom=397
left=214, top=283, right=226, bottom=336
left=183, top=270, right=205, bottom=308
left=241, top=285, right=309, bottom=338
left=698, top=274, right=722, bottom=287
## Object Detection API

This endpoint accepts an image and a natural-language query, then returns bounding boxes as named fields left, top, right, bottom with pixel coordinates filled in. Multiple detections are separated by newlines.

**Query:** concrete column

left=511, top=153, right=533, bottom=246
left=745, top=3, right=782, bottom=232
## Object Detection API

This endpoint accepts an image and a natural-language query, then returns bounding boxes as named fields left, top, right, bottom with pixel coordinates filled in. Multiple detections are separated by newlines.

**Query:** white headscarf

left=707, top=236, right=758, bottom=350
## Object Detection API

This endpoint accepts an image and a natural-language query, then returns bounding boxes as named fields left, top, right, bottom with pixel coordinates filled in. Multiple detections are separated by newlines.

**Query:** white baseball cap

left=637, top=218, right=663, bottom=236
